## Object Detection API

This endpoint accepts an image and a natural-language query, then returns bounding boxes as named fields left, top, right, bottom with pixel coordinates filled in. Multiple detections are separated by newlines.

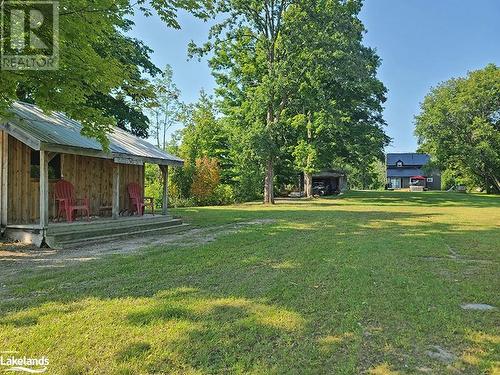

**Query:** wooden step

left=44, top=216, right=188, bottom=249
left=47, top=219, right=182, bottom=242
left=49, top=223, right=190, bottom=249
left=47, top=216, right=176, bottom=235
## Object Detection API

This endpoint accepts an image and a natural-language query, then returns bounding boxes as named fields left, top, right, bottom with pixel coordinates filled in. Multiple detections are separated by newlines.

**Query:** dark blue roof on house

left=386, top=168, right=425, bottom=178
left=386, top=153, right=430, bottom=166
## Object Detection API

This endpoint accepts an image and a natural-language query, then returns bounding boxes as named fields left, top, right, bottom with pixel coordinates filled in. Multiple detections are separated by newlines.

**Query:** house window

left=427, top=177, right=434, bottom=183
left=396, top=160, right=403, bottom=167
left=389, top=178, right=401, bottom=189
left=30, top=151, right=61, bottom=179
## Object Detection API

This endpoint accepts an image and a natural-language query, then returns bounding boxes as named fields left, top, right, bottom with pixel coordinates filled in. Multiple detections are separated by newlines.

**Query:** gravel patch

left=425, top=345, right=456, bottom=364
left=460, top=303, right=496, bottom=311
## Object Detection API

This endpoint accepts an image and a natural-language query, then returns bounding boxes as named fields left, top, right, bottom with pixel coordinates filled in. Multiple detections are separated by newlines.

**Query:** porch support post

left=112, top=163, right=120, bottom=219
left=1, top=131, right=8, bottom=227
left=160, top=165, right=168, bottom=215
left=39, top=150, right=49, bottom=228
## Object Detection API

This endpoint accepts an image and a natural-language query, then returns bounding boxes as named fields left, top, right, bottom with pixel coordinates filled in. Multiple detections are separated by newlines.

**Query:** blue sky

left=130, top=0, right=500, bottom=152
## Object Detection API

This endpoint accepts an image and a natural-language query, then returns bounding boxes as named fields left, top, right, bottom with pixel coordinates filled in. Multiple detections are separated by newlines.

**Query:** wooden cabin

left=0, top=102, right=185, bottom=248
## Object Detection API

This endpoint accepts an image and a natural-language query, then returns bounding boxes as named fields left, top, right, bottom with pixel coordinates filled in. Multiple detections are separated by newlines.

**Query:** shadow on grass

left=116, top=342, right=151, bottom=363
left=128, top=305, right=195, bottom=326
left=0, top=201, right=498, bottom=373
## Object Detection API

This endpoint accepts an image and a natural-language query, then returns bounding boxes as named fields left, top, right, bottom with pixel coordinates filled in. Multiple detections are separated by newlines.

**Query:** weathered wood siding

left=60, top=154, right=144, bottom=214
left=7, top=136, right=39, bottom=224
left=4, top=135, right=144, bottom=224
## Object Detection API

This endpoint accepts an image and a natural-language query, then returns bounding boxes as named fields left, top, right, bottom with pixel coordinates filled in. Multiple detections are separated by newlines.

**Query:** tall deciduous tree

left=179, top=91, right=232, bottom=183
left=283, top=0, right=388, bottom=196
left=415, top=64, right=500, bottom=193
left=192, top=0, right=387, bottom=202
left=148, top=65, right=183, bottom=150
left=191, top=0, right=296, bottom=204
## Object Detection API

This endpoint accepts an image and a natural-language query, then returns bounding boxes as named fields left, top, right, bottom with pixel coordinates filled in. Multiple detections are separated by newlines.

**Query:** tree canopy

left=282, top=0, right=388, bottom=195
left=148, top=65, right=184, bottom=149
left=0, top=0, right=211, bottom=146
left=190, top=0, right=388, bottom=202
left=415, top=64, right=500, bottom=193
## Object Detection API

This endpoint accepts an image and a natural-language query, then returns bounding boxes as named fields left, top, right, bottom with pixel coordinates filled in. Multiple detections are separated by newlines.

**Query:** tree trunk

left=264, top=158, right=274, bottom=204
left=263, top=101, right=276, bottom=204
left=162, top=113, right=168, bottom=151
left=304, top=172, right=313, bottom=198
left=155, top=111, right=161, bottom=148
left=490, top=174, right=500, bottom=194
left=305, top=111, right=313, bottom=198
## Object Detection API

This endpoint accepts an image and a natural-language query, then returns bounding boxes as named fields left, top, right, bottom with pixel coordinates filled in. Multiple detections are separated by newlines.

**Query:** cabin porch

left=5, top=214, right=187, bottom=249
left=0, top=131, right=183, bottom=248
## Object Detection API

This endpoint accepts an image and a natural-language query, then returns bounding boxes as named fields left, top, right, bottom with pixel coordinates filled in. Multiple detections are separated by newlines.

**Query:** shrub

left=233, top=167, right=263, bottom=202
left=168, top=196, right=197, bottom=208
left=212, top=184, right=235, bottom=205
left=190, top=157, right=221, bottom=205
left=170, top=162, right=195, bottom=199
left=145, top=157, right=236, bottom=207
left=144, top=164, right=163, bottom=209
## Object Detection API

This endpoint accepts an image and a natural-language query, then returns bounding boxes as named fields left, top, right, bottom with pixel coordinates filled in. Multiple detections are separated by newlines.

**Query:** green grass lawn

left=0, top=191, right=499, bottom=374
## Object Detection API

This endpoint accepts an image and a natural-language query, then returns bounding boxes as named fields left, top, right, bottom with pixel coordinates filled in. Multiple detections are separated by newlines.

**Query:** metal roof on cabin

left=386, top=153, right=430, bottom=166
left=7, top=102, right=184, bottom=164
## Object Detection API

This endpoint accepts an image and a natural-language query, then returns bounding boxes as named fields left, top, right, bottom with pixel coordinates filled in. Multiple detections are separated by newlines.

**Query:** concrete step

left=46, top=223, right=190, bottom=249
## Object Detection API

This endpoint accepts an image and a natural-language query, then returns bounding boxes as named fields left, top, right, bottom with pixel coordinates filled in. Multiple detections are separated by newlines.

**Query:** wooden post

left=112, top=163, right=120, bottom=219
left=39, top=150, right=49, bottom=228
left=160, top=165, right=168, bottom=215
left=0, top=131, right=3, bottom=224
left=0, top=131, right=7, bottom=227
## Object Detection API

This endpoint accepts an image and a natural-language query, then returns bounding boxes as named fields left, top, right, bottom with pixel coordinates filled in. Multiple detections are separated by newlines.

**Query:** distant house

left=386, top=153, right=441, bottom=190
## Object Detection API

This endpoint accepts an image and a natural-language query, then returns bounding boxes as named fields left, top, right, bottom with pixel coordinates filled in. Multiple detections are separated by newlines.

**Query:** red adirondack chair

left=127, top=183, right=154, bottom=216
left=55, top=180, right=90, bottom=223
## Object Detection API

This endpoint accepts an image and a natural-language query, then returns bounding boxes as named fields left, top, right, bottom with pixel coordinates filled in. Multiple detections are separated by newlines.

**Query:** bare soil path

left=0, top=219, right=275, bottom=281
